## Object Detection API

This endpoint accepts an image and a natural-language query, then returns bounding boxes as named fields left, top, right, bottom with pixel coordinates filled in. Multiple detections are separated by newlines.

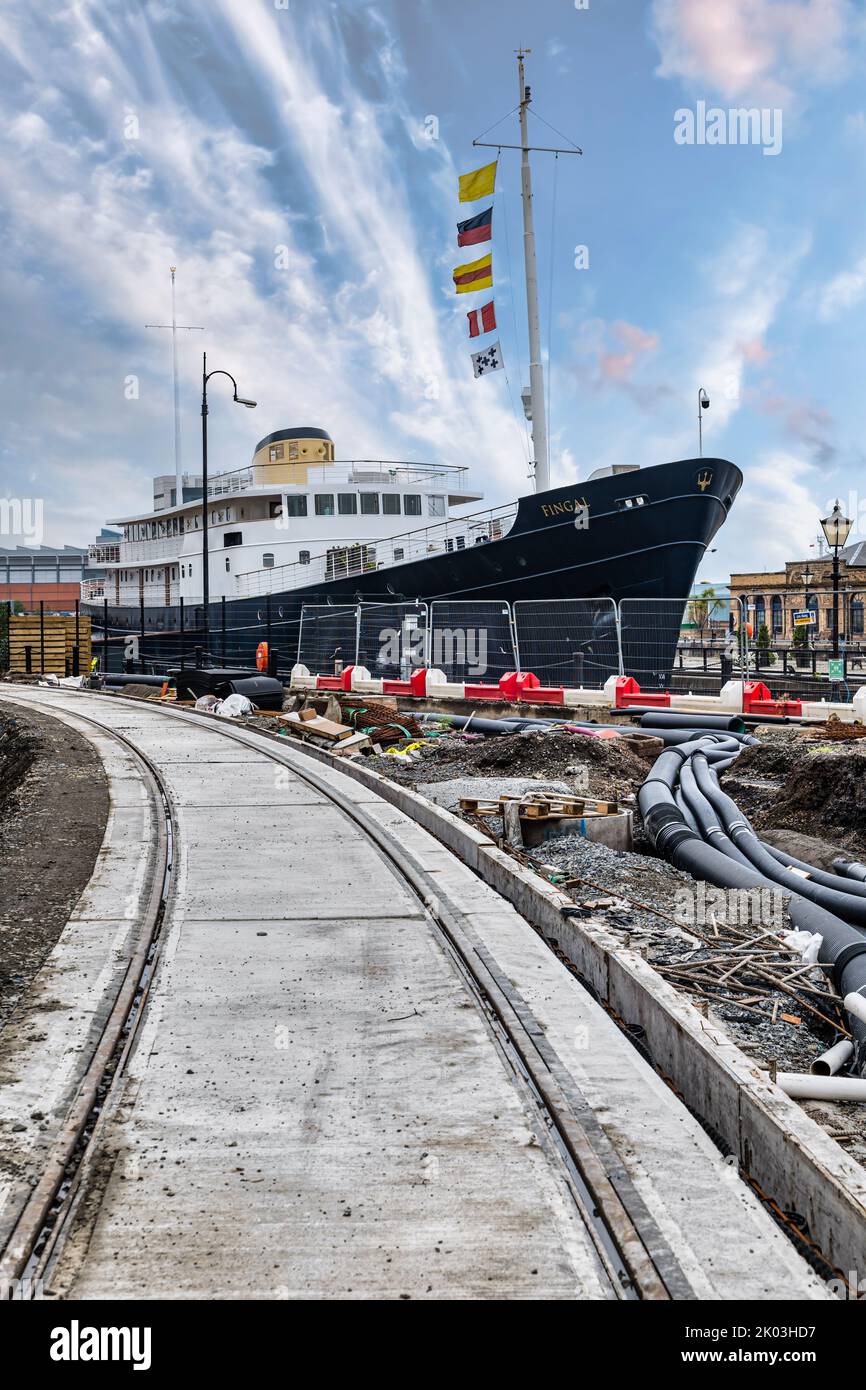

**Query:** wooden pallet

left=459, top=794, right=619, bottom=821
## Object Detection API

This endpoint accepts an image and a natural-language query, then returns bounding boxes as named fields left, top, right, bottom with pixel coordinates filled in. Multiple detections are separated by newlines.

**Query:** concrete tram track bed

left=0, top=700, right=109, bottom=1031
left=0, top=686, right=836, bottom=1301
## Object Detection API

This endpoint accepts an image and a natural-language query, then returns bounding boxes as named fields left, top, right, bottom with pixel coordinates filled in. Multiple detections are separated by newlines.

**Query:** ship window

left=428, top=496, right=446, bottom=517
left=263, top=553, right=275, bottom=568
left=394, top=548, right=404, bottom=562
left=269, top=500, right=283, bottom=519
left=382, top=494, right=400, bottom=516
left=288, top=441, right=299, bottom=460
left=315, top=494, right=334, bottom=516
left=181, top=565, right=185, bottom=578
left=269, top=444, right=284, bottom=462
left=299, top=550, right=310, bottom=564
left=338, top=494, right=358, bottom=515
left=403, top=494, right=422, bottom=516
left=224, top=532, right=243, bottom=547
left=615, top=494, right=649, bottom=510
left=360, top=493, right=380, bottom=515
left=284, top=495, right=307, bottom=517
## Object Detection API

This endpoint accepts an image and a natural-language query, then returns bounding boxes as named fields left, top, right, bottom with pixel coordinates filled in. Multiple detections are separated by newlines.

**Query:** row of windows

left=749, top=594, right=865, bottom=636
left=123, top=493, right=446, bottom=543
left=282, top=493, right=443, bottom=519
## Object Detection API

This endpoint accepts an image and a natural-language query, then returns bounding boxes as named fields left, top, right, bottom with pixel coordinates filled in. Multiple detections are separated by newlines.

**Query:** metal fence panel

left=619, top=598, right=690, bottom=689
left=357, top=602, right=429, bottom=678
left=297, top=604, right=359, bottom=674
left=428, top=600, right=516, bottom=683
left=512, top=599, right=621, bottom=689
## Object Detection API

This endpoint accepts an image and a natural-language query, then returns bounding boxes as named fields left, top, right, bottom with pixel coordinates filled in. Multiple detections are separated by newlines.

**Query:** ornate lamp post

left=819, top=501, right=853, bottom=660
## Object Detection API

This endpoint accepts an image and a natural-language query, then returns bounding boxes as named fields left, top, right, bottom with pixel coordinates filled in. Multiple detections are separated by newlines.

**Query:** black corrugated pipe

left=646, top=727, right=758, bottom=747
left=639, top=711, right=747, bottom=733
left=638, top=739, right=866, bottom=1072
left=692, top=756, right=866, bottom=928
left=762, top=843, right=866, bottom=900
left=832, top=856, right=866, bottom=883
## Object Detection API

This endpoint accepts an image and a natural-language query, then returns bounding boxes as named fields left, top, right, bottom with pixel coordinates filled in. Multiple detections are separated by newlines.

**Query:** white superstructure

left=99, top=427, right=497, bottom=609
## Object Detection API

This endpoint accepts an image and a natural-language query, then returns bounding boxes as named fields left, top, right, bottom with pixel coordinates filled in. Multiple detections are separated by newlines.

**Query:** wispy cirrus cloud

left=0, top=0, right=525, bottom=545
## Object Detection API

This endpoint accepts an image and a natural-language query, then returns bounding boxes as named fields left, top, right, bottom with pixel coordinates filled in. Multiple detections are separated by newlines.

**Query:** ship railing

left=232, top=501, right=519, bottom=598
left=207, top=459, right=473, bottom=497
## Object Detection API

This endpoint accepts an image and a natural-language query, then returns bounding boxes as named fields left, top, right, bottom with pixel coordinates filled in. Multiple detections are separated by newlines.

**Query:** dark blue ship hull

left=87, top=456, right=742, bottom=678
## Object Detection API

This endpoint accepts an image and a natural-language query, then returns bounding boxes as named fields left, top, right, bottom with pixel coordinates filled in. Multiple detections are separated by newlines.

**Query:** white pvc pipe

left=810, top=1040, right=854, bottom=1076
left=844, top=992, right=866, bottom=1026
left=777, top=1072, right=866, bottom=1101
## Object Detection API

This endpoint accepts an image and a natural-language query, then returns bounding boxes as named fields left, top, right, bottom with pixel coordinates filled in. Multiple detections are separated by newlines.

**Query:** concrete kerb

left=0, top=693, right=164, bottom=1256
left=262, top=724, right=866, bottom=1283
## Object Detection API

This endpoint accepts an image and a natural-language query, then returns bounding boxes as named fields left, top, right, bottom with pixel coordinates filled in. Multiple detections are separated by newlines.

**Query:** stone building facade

left=730, top=541, right=866, bottom=643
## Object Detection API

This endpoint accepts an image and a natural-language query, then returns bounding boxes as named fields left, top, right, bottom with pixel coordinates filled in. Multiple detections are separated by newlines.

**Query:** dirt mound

left=383, top=729, right=649, bottom=800
left=0, top=713, right=38, bottom=812
left=772, top=747, right=866, bottom=838
left=726, top=730, right=866, bottom=853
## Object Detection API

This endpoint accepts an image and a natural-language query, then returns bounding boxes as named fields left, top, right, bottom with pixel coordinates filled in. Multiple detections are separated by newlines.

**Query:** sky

left=1, top=0, right=866, bottom=580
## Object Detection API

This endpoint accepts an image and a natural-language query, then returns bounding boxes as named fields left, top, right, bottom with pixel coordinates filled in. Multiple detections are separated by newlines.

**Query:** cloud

left=581, top=318, right=660, bottom=384
left=683, top=223, right=810, bottom=442
left=0, top=0, right=527, bottom=545
left=728, top=449, right=824, bottom=569
left=650, top=0, right=855, bottom=105
left=816, top=253, right=866, bottom=319
left=759, top=393, right=837, bottom=463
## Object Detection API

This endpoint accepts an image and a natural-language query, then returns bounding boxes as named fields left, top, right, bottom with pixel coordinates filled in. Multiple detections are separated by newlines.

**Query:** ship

left=84, top=53, right=742, bottom=679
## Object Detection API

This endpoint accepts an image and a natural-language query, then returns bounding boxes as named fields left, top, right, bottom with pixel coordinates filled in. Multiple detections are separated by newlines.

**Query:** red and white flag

left=467, top=301, right=496, bottom=338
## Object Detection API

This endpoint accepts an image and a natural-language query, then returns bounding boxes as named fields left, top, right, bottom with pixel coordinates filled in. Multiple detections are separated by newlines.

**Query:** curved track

left=0, top=688, right=830, bottom=1301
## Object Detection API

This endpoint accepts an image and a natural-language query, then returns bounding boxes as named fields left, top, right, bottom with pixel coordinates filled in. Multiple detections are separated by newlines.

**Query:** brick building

left=731, top=540, right=866, bottom=642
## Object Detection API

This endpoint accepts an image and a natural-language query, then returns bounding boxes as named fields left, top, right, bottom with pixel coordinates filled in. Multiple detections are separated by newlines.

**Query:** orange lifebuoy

left=256, top=641, right=269, bottom=672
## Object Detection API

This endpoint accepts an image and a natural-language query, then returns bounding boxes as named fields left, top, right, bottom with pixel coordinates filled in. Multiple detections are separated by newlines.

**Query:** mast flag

left=457, top=207, right=493, bottom=246
left=458, top=160, right=497, bottom=202
left=452, top=252, right=493, bottom=293
left=471, top=341, right=504, bottom=377
left=467, top=301, right=497, bottom=337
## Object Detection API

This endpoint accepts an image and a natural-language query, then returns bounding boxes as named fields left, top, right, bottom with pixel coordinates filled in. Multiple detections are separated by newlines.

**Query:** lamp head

left=699, top=388, right=710, bottom=410
left=234, top=395, right=257, bottom=409
left=820, top=499, right=852, bottom=550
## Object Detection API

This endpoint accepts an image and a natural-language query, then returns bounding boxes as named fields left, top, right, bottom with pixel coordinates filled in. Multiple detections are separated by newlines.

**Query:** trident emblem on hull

left=696, top=470, right=713, bottom=492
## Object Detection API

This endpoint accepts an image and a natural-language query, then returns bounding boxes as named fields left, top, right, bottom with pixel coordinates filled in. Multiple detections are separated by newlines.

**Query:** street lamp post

left=801, top=567, right=814, bottom=652
left=697, top=388, right=710, bottom=457
left=819, top=500, right=853, bottom=660
left=200, top=352, right=256, bottom=659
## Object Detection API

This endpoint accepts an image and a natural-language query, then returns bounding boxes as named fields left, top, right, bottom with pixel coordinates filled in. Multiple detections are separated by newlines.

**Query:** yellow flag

left=458, top=160, right=497, bottom=203
left=452, top=252, right=493, bottom=294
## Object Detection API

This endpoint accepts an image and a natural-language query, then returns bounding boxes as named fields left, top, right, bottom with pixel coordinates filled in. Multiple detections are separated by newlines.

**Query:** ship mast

left=516, top=51, right=548, bottom=493
left=473, top=53, right=581, bottom=494
left=146, top=267, right=204, bottom=509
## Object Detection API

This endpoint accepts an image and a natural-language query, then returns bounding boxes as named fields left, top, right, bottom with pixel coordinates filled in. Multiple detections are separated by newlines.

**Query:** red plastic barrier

left=613, top=676, right=671, bottom=708
left=316, top=665, right=355, bottom=692
left=742, top=681, right=802, bottom=718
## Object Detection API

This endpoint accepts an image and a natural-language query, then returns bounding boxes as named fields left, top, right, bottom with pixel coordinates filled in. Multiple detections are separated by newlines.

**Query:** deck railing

left=233, top=501, right=519, bottom=598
